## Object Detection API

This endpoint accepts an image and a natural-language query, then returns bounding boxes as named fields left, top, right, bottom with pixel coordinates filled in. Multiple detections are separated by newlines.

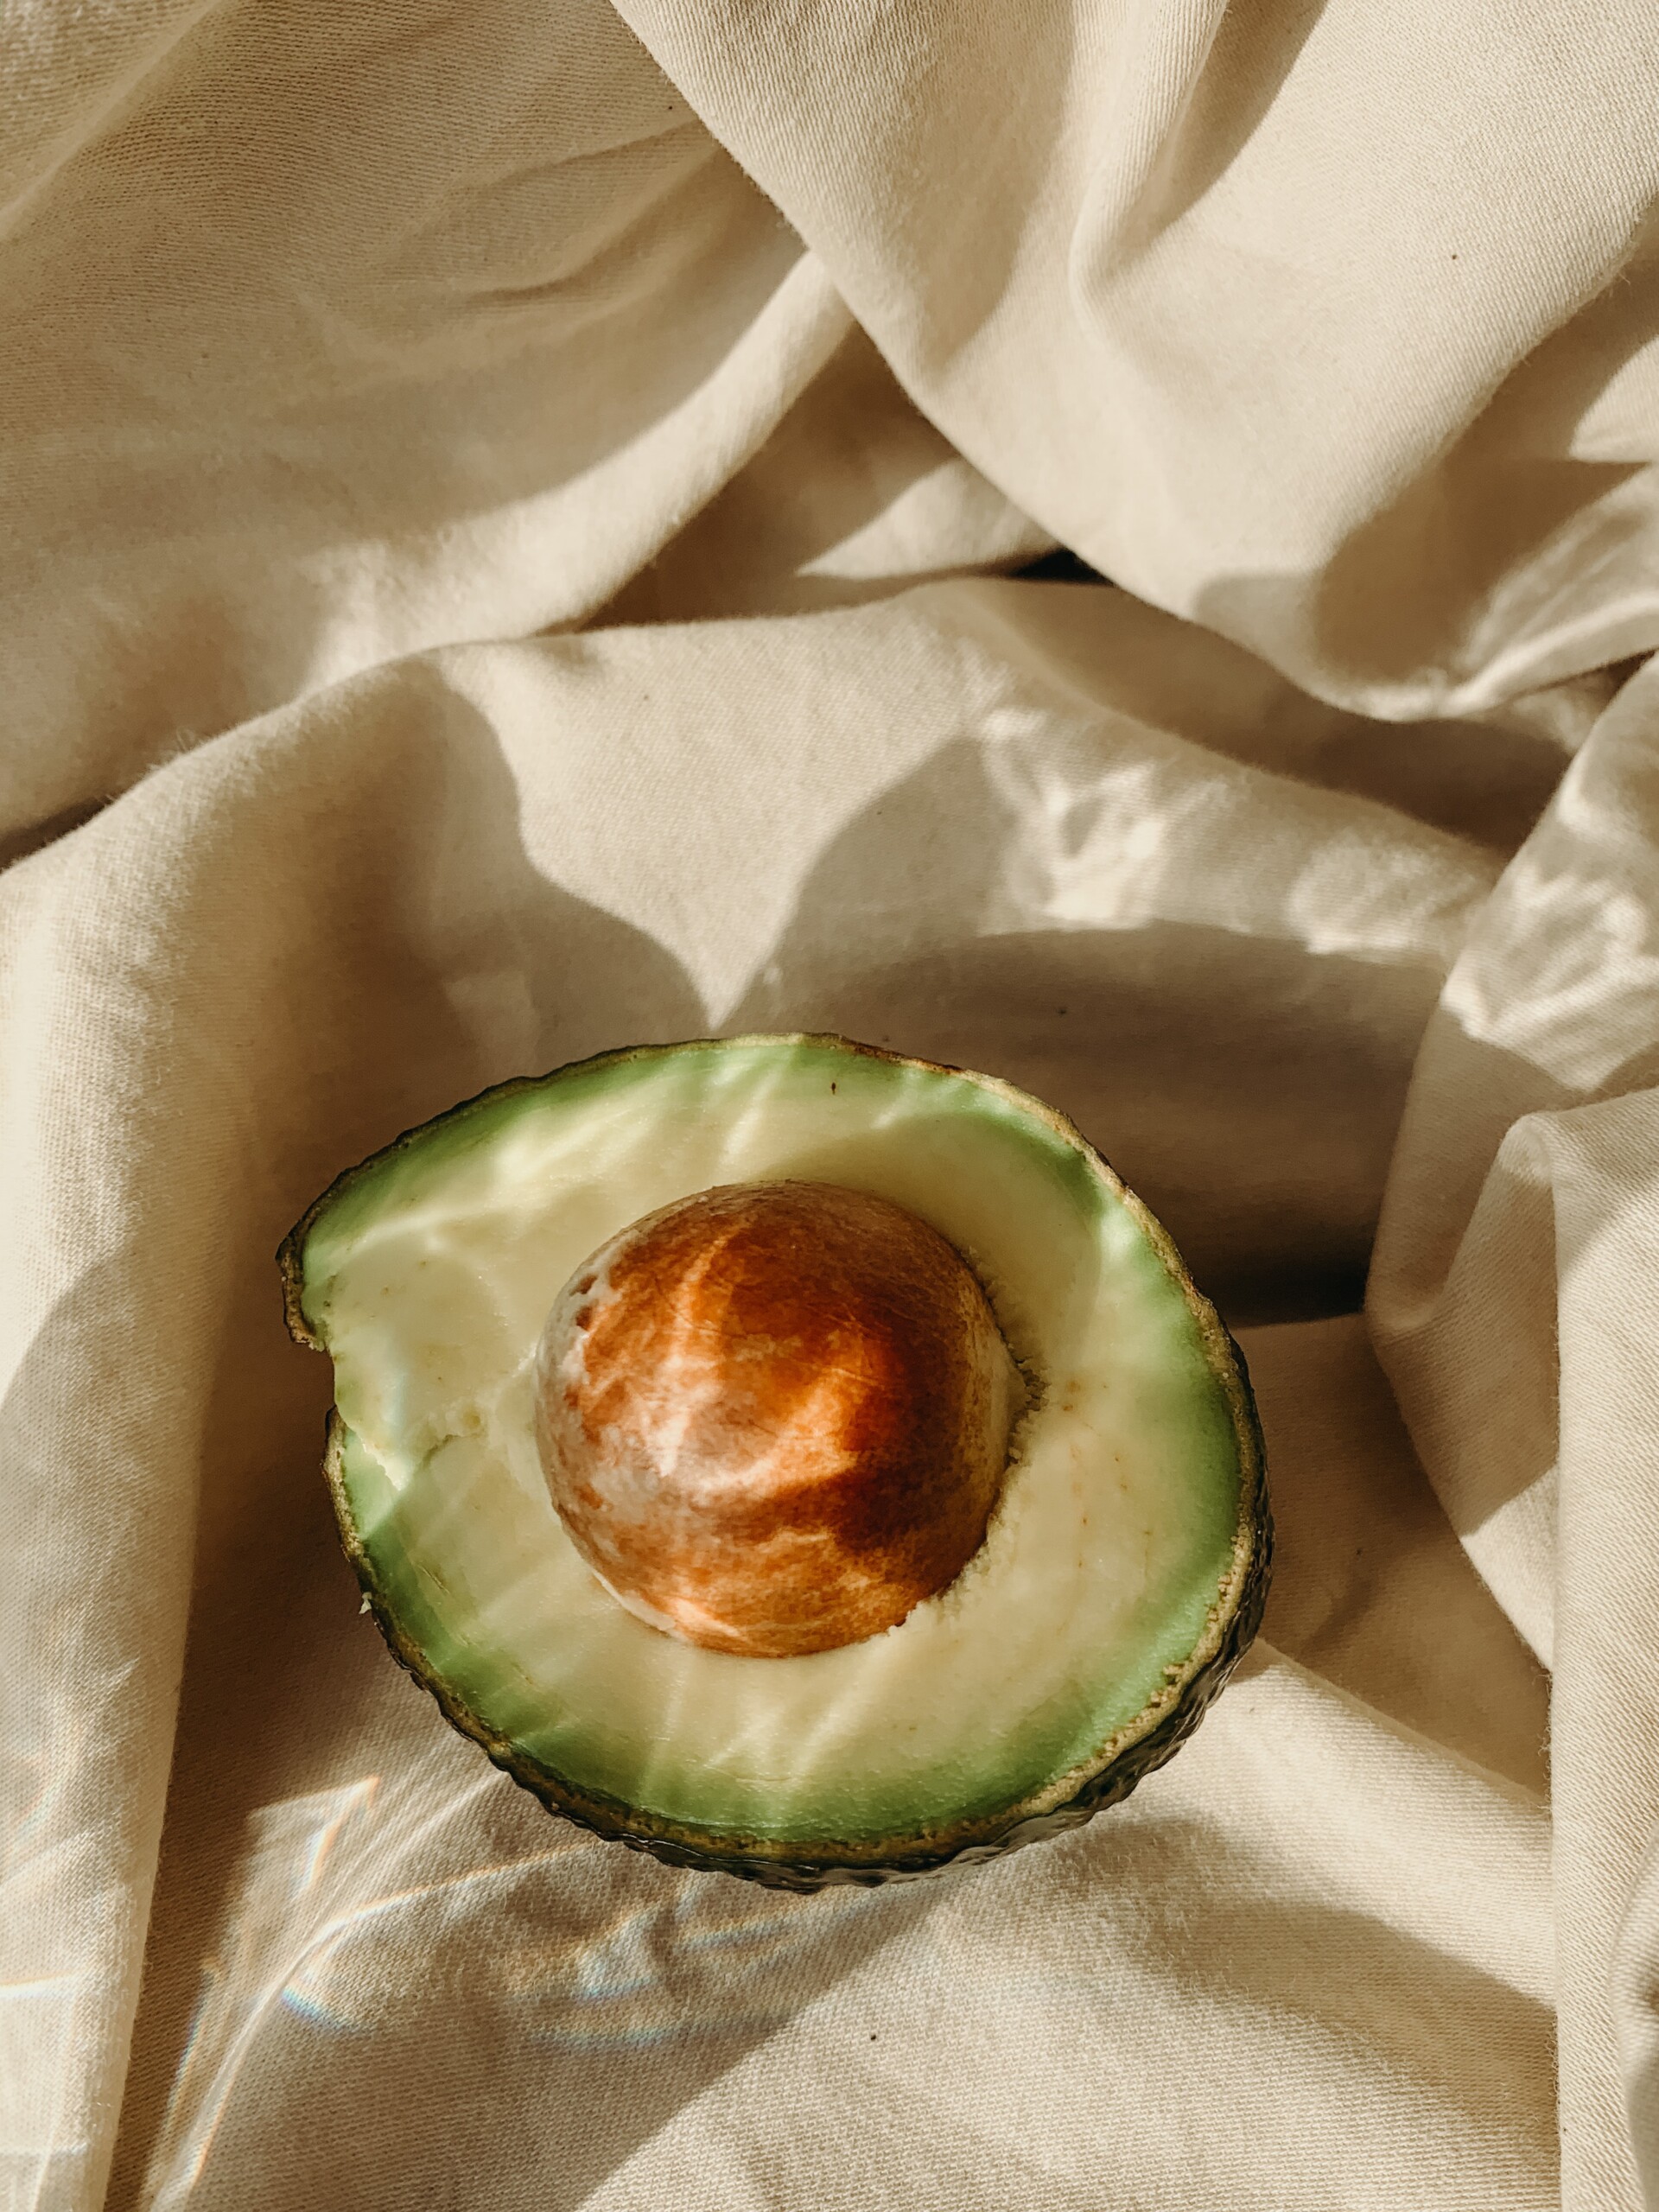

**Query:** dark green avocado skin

left=288, top=1034, right=1273, bottom=1891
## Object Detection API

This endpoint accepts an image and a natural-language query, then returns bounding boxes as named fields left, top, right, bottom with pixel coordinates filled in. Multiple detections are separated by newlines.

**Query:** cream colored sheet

left=2, top=5, right=1657, bottom=2210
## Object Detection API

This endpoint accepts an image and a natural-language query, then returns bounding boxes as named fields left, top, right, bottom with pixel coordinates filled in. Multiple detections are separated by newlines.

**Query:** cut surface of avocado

left=281, top=1035, right=1268, bottom=1886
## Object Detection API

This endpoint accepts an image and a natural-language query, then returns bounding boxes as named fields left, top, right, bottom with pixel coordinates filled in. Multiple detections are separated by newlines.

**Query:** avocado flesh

left=283, top=1035, right=1268, bottom=1884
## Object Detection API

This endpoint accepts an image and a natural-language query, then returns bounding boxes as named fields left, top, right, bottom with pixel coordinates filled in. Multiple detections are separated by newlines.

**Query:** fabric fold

left=615, top=0, right=1659, bottom=714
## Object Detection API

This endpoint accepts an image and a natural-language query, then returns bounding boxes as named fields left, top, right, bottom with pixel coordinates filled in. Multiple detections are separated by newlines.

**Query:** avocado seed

left=534, top=1180, right=1020, bottom=1656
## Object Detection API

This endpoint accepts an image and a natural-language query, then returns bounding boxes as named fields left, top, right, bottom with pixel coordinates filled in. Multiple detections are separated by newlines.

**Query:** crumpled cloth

left=3, top=4, right=1659, bottom=2209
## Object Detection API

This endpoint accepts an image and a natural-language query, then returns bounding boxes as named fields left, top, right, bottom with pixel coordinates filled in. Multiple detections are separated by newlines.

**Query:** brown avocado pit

left=533, top=1179, right=1021, bottom=1657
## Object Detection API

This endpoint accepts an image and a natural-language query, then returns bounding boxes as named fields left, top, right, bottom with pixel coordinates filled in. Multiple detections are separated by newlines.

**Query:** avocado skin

left=282, top=1034, right=1272, bottom=1891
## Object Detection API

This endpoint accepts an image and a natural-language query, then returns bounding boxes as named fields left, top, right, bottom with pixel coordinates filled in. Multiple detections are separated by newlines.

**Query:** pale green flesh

left=301, top=1039, right=1242, bottom=1847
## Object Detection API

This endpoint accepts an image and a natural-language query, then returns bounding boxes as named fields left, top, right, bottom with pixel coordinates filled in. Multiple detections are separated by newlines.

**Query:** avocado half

left=279, top=1034, right=1269, bottom=1889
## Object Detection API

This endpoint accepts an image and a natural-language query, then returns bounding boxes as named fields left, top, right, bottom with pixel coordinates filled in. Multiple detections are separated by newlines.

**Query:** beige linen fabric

left=0, top=0, right=1046, bottom=845
left=619, top=0, right=1659, bottom=714
left=3, top=4, right=1657, bottom=2211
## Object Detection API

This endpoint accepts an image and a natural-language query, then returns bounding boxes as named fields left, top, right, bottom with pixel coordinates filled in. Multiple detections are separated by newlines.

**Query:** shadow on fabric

left=1058, top=1805, right=1555, bottom=2167
left=1141, top=0, right=1331, bottom=237
left=1195, top=459, right=1656, bottom=719
left=724, top=736, right=1442, bottom=1325
left=1372, top=1014, right=1659, bottom=1545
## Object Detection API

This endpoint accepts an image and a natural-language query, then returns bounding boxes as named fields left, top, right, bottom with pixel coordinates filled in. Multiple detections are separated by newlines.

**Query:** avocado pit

left=534, top=1179, right=1020, bottom=1657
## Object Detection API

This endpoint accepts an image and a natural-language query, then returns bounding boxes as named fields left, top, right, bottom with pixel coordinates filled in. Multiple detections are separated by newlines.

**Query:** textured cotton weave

left=2, top=5, right=1657, bottom=2210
